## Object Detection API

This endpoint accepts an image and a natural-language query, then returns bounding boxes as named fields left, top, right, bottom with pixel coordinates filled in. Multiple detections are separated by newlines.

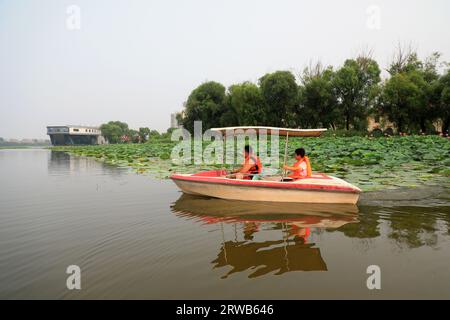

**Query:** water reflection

left=213, top=237, right=327, bottom=278
left=172, top=194, right=359, bottom=223
left=48, top=151, right=125, bottom=176
left=359, top=205, right=449, bottom=248
left=171, top=194, right=359, bottom=278
left=332, top=198, right=450, bottom=249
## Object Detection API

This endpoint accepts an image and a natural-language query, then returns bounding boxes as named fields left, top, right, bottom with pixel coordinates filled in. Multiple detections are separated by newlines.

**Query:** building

left=170, top=113, right=179, bottom=129
left=47, top=125, right=107, bottom=146
left=367, top=116, right=395, bottom=135
left=367, top=116, right=443, bottom=135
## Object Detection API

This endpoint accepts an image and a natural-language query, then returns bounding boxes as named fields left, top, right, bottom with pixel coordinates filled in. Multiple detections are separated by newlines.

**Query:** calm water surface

left=0, top=149, right=449, bottom=299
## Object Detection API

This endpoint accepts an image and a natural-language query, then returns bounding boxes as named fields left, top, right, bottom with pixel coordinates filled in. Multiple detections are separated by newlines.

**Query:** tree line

left=178, top=48, right=450, bottom=135
left=99, top=121, right=166, bottom=144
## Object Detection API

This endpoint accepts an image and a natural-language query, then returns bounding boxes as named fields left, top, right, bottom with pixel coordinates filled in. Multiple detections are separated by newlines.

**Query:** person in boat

left=231, top=145, right=262, bottom=179
left=282, top=148, right=312, bottom=179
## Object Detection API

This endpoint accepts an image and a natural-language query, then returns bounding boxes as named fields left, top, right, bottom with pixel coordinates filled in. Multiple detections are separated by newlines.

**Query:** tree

left=228, top=82, right=264, bottom=126
left=138, top=127, right=151, bottom=143
left=100, top=121, right=129, bottom=144
left=333, top=56, right=381, bottom=130
left=407, top=70, right=431, bottom=132
left=387, top=44, right=422, bottom=76
left=385, top=50, right=443, bottom=133
left=149, top=129, right=161, bottom=139
left=259, top=71, right=298, bottom=127
left=297, top=63, right=337, bottom=129
left=218, top=101, right=238, bottom=127
left=380, top=72, right=424, bottom=133
left=179, top=81, right=226, bottom=132
left=128, top=129, right=140, bottom=143
left=414, top=53, right=444, bottom=133
left=432, top=70, right=450, bottom=134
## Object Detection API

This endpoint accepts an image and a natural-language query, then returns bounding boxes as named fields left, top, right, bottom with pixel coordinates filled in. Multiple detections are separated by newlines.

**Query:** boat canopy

left=210, top=126, right=327, bottom=137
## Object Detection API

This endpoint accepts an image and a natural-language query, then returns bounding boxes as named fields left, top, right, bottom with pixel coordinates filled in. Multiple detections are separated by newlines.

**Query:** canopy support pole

left=222, top=134, right=226, bottom=174
left=282, top=132, right=289, bottom=178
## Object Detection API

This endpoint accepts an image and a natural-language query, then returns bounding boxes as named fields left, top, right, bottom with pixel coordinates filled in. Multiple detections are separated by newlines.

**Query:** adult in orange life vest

left=282, top=148, right=312, bottom=179
left=232, top=145, right=262, bottom=179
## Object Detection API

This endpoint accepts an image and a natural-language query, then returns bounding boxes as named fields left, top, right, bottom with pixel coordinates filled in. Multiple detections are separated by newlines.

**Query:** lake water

left=0, top=149, right=449, bottom=299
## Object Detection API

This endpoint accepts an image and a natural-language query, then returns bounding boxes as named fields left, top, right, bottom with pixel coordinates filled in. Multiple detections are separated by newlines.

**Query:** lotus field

left=51, top=135, right=450, bottom=192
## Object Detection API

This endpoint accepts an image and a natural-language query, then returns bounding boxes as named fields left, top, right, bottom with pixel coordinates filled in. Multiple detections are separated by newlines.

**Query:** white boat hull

left=172, top=174, right=360, bottom=204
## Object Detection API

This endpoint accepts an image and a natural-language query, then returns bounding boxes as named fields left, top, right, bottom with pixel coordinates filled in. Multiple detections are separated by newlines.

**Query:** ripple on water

left=1, top=149, right=450, bottom=299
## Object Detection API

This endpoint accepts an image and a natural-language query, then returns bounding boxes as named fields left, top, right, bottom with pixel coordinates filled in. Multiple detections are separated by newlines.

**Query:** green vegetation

left=99, top=121, right=160, bottom=144
left=177, top=49, right=450, bottom=135
left=51, top=135, right=450, bottom=192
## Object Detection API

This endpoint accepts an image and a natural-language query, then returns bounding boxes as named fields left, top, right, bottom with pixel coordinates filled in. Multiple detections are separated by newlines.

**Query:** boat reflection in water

left=171, top=194, right=359, bottom=278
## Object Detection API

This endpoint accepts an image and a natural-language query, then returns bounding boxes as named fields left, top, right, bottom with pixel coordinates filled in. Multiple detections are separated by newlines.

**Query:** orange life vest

left=289, top=156, right=312, bottom=178
left=246, top=155, right=262, bottom=174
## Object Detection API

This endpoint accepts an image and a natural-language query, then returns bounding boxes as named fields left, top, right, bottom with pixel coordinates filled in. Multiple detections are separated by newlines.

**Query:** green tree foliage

left=381, top=51, right=445, bottom=133
left=333, top=57, right=381, bottom=130
left=179, top=81, right=226, bottom=132
left=128, top=129, right=140, bottom=143
left=432, top=70, right=450, bottom=133
left=259, top=71, right=298, bottom=127
left=297, top=64, right=337, bottom=129
left=419, top=53, right=447, bottom=133
left=380, top=73, right=425, bottom=133
left=149, top=129, right=161, bottom=139
left=407, top=71, right=431, bottom=132
left=387, top=50, right=423, bottom=76
left=100, top=121, right=130, bottom=144
left=138, top=127, right=151, bottom=142
left=99, top=122, right=158, bottom=144
left=176, top=49, right=448, bottom=135
left=228, top=82, right=264, bottom=126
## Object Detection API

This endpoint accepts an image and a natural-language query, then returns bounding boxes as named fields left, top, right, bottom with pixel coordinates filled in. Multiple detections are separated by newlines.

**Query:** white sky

left=1, top=0, right=449, bottom=139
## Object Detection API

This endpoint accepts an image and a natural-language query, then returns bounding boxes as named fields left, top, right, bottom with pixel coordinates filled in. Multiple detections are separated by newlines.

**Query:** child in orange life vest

left=282, top=148, right=312, bottom=179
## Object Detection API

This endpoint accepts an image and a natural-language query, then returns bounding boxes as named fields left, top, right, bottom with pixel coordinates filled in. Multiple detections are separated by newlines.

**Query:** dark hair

left=244, top=145, right=252, bottom=153
left=295, top=148, right=306, bottom=157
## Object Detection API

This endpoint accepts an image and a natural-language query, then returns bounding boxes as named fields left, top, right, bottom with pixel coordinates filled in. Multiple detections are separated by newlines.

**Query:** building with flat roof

left=47, top=125, right=107, bottom=145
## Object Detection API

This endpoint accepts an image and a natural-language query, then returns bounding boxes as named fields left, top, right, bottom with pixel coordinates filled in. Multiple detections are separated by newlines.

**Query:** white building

left=47, top=125, right=107, bottom=145
left=170, top=113, right=179, bottom=129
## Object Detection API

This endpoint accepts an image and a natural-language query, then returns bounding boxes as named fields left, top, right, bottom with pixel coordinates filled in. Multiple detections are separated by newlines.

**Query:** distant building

left=170, top=113, right=179, bottom=129
left=367, top=116, right=395, bottom=135
left=47, top=125, right=107, bottom=146
left=367, top=116, right=442, bottom=135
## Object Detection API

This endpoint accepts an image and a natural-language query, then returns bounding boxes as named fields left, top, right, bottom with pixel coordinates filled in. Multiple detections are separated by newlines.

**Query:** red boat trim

left=171, top=174, right=360, bottom=193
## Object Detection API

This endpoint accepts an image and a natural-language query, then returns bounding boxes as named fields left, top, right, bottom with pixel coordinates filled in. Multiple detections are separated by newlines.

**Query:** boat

left=170, top=126, right=362, bottom=205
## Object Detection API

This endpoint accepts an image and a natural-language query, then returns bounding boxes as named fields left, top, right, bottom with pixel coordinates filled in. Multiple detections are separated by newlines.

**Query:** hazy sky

left=1, top=0, right=449, bottom=139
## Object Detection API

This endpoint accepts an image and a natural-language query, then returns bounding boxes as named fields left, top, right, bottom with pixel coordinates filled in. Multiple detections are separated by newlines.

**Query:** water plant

left=51, top=135, right=450, bottom=192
